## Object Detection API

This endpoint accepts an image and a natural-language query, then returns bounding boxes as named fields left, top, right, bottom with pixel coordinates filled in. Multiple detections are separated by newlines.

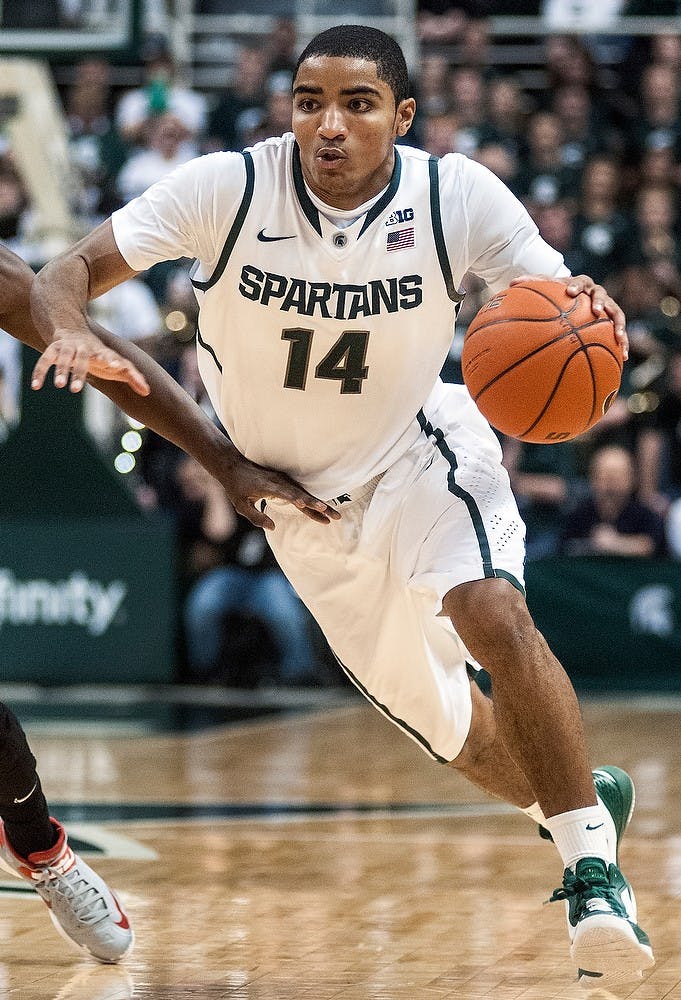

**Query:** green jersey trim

left=191, top=150, right=255, bottom=291
left=332, top=650, right=450, bottom=763
left=428, top=156, right=464, bottom=304
left=417, top=408, right=494, bottom=577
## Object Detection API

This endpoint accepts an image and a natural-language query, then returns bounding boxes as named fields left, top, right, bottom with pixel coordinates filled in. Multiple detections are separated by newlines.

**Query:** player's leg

left=445, top=579, right=595, bottom=815
left=0, top=702, right=133, bottom=963
left=443, top=580, right=653, bottom=981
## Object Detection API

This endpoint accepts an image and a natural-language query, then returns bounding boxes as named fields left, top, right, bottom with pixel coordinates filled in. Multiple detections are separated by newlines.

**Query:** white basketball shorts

left=265, top=383, right=527, bottom=763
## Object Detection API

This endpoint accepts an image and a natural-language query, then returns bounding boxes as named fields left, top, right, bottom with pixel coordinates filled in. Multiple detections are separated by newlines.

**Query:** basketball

left=461, top=279, right=624, bottom=443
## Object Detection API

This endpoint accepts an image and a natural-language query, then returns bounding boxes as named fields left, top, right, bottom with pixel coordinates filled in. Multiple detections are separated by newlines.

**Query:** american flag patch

left=386, top=227, right=415, bottom=251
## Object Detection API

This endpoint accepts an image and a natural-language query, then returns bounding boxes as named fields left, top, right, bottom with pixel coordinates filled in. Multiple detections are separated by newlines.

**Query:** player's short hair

left=294, top=25, right=410, bottom=106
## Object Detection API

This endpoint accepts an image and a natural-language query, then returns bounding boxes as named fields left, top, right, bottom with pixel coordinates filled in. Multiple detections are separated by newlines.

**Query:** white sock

left=521, top=799, right=617, bottom=867
left=542, top=805, right=611, bottom=870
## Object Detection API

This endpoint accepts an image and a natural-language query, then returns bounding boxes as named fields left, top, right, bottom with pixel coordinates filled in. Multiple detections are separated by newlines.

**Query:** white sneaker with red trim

left=0, top=817, right=133, bottom=963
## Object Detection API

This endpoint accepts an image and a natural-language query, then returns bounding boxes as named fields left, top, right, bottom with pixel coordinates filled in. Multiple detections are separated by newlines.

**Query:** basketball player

left=28, top=26, right=653, bottom=985
left=0, top=242, right=334, bottom=962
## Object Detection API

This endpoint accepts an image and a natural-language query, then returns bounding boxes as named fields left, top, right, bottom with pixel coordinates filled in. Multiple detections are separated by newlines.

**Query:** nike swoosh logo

left=257, top=229, right=296, bottom=242
left=112, top=892, right=131, bottom=929
left=13, top=781, right=37, bottom=804
left=585, top=823, right=604, bottom=831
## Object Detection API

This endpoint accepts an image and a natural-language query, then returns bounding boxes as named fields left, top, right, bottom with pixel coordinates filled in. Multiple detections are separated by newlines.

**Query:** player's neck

left=304, top=180, right=387, bottom=227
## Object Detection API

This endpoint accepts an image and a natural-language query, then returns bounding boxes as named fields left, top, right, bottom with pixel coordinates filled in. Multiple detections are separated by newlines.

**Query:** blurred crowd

left=2, top=6, right=681, bottom=685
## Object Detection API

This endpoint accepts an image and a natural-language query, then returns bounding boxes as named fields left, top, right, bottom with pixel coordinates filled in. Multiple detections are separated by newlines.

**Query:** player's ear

left=396, top=98, right=416, bottom=137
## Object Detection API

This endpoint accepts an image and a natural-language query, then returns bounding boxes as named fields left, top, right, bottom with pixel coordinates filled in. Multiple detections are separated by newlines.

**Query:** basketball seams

left=470, top=319, right=614, bottom=402
left=521, top=348, right=595, bottom=438
left=470, top=333, right=572, bottom=400
left=464, top=314, right=562, bottom=344
left=572, top=325, right=605, bottom=428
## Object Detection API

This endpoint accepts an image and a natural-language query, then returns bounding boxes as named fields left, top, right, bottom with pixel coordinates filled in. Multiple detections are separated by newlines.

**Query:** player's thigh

left=391, top=442, right=526, bottom=613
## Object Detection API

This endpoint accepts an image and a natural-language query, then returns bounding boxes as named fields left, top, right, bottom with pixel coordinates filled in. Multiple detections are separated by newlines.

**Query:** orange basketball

left=461, top=279, right=624, bottom=443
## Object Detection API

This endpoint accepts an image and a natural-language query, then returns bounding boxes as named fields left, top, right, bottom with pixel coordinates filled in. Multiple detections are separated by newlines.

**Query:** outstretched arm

left=16, top=239, right=339, bottom=529
left=0, top=243, right=149, bottom=395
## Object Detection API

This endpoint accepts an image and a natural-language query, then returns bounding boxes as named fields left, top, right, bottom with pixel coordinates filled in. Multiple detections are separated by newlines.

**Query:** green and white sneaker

left=540, top=767, right=654, bottom=986
left=548, top=857, right=654, bottom=984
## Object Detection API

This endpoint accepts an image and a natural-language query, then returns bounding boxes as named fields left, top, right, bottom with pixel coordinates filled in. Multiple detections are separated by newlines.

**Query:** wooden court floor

left=0, top=686, right=679, bottom=1000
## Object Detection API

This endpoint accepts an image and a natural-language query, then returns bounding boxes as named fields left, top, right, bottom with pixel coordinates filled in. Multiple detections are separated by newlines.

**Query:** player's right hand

left=31, top=333, right=150, bottom=395
left=217, top=456, right=341, bottom=531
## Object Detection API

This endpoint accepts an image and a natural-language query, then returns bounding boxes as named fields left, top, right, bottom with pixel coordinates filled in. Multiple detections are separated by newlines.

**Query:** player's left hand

left=511, top=273, right=628, bottom=361
left=31, top=332, right=151, bottom=395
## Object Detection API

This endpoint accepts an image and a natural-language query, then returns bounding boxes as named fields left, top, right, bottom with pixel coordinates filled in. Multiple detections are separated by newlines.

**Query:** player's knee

left=444, top=578, right=538, bottom=669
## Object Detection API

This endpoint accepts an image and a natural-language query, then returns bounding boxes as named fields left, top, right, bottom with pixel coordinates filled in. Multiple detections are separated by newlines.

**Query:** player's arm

left=29, top=223, right=339, bottom=529
left=29, top=220, right=142, bottom=392
left=0, top=242, right=149, bottom=394
left=85, top=326, right=339, bottom=528
left=452, top=157, right=628, bottom=359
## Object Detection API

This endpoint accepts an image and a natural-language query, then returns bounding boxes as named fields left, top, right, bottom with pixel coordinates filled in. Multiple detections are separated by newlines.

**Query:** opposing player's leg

left=444, top=581, right=653, bottom=982
left=0, top=702, right=133, bottom=963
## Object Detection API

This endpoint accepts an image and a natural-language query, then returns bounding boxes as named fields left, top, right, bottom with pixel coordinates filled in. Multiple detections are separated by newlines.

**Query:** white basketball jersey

left=112, top=133, right=567, bottom=499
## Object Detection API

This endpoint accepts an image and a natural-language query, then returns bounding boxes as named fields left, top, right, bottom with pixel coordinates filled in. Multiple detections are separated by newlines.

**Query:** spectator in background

left=649, top=32, right=681, bottom=75
left=115, top=112, right=196, bottom=204
left=175, top=455, right=320, bottom=687
left=638, top=349, right=681, bottom=516
left=635, top=138, right=681, bottom=191
left=515, top=111, right=573, bottom=210
left=633, top=184, right=681, bottom=294
left=0, top=162, right=28, bottom=253
left=416, top=53, right=451, bottom=115
left=420, top=105, right=458, bottom=158
left=264, top=17, right=297, bottom=76
left=560, top=444, right=666, bottom=557
left=65, top=58, right=128, bottom=218
left=572, top=154, right=634, bottom=284
left=475, top=141, right=520, bottom=191
left=206, top=45, right=268, bottom=152
left=534, top=200, right=586, bottom=274
left=552, top=83, right=603, bottom=176
left=448, top=66, right=488, bottom=156
left=542, top=35, right=605, bottom=116
left=240, top=72, right=293, bottom=148
left=115, top=33, right=207, bottom=154
left=416, top=2, right=468, bottom=45
left=627, top=63, right=681, bottom=170
left=479, top=76, right=529, bottom=164
left=503, top=437, right=578, bottom=560
left=455, top=16, right=497, bottom=81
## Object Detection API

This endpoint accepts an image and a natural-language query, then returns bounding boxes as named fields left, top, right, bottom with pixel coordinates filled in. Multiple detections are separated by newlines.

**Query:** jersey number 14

left=282, top=328, right=369, bottom=394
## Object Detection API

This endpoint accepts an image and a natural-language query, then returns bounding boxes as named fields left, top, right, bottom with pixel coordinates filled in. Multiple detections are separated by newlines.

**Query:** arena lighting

left=114, top=452, right=136, bottom=474
left=660, top=296, right=681, bottom=318
left=627, top=391, right=659, bottom=414
left=121, top=430, right=143, bottom=453
left=165, top=310, right=187, bottom=332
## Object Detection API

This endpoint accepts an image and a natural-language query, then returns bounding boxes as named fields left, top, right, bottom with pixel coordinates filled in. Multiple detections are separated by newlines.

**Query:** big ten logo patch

left=385, top=208, right=414, bottom=226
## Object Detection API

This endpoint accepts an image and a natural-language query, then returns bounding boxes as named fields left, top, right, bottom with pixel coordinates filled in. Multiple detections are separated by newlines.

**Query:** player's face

left=292, top=56, right=415, bottom=210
